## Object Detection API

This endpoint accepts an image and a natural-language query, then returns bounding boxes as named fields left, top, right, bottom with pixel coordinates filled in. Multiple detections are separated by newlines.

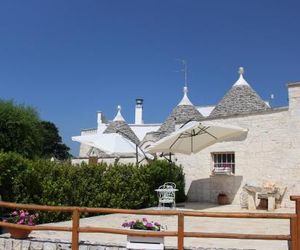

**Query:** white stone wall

left=78, top=129, right=97, bottom=157
left=176, top=101, right=300, bottom=207
left=0, top=236, right=256, bottom=250
left=0, top=237, right=127, bottom=250
left=72, top=157, right=137, bottom=165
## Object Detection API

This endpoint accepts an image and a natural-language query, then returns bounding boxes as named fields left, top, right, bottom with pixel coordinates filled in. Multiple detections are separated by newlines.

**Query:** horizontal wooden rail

left=0, top=201, right=178, bottom=215
left=77, top=207, right=178, bottom=215
left=0, top=221, right=72, bottom=232
left=79, top=227, right=177, bottom=236
left=290, top=196, right=300, bottom=201
left=0, top=201, right=295, bottom=218
left=183, top=211, right=296, bottom=219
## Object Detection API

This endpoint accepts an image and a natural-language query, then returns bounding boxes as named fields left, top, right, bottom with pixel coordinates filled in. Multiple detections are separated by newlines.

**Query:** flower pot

left=7, top=227, right=31, bottom=239
left=127, top=235, right=164, bottom=250
left=217, top=194, right=229, bottom=205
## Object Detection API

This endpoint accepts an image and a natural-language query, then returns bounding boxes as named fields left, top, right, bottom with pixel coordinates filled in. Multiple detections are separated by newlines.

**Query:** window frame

left=211, top=152, right=235, bottom=175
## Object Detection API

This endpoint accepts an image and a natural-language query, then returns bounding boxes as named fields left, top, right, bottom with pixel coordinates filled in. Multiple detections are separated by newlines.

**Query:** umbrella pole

left=136, top=145, right=138, bottom=165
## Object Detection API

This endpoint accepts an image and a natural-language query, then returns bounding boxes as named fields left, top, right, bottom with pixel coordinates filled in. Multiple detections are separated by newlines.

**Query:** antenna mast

left=176, top=59, right=188, bottom=88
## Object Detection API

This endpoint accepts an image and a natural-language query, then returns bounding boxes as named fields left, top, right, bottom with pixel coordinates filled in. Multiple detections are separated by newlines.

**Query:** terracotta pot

left=217, top=194, right=229, bottom=205
left=7, top=227, right=31, bottom=239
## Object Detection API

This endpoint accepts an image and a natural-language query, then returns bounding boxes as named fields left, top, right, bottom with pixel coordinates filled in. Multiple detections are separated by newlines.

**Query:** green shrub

left=0, top=153, right=185, bottom=223
left=0, top=152, right=30, bottom=201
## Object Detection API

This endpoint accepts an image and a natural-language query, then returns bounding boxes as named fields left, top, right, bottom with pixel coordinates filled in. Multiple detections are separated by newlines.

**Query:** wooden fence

left=0, top=196, right=300, bottom=250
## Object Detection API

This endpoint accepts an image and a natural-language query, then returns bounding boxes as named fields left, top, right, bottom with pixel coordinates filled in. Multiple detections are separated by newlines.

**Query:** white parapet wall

left=0, top=236, right=257, bottom=250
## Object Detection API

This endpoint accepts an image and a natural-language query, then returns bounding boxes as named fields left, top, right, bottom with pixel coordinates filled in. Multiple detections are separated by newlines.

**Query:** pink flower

left=17, top=219, right=25, bottom=224
left=19, top=210, right=26, bottom=218
left=7, top=210, right=38, bottom=226
left=11, top=211, right=18, bottom=216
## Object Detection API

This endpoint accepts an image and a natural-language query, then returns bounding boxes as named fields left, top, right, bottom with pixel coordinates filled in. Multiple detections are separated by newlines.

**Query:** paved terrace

left=0, top=203, right=295, bottom=250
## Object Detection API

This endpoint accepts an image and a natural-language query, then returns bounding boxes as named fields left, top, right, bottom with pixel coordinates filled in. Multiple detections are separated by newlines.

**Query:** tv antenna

left=176, top=59, right=188, bottom=88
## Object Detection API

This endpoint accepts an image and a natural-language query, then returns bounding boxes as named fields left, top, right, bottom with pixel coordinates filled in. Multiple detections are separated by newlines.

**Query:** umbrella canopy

left=146, top=121, right=247, bottom=155
left=72, top=133, right=143, bottom=155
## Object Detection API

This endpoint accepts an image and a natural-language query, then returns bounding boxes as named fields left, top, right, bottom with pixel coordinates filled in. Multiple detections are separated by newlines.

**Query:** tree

left=0, top=99, right=71, bottom=160
left=39, top=121, right=71, bottom=160
left=0, top=100, right=42, bottom=158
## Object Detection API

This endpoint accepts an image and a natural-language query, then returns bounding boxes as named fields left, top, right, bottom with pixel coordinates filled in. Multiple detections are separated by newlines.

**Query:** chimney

left=288, top=82, right=300, bottom=117
left=135, top=99, right=144, bottom=125
left=97, top=111, right=107, bottom=132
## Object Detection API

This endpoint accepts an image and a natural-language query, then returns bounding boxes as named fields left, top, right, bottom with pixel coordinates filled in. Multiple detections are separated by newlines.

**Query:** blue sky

left=1, top=1, right=300, bottom=155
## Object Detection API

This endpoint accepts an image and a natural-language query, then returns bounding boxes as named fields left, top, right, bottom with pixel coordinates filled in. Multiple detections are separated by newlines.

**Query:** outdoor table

left=257, top=192, right=277, bottom=211
left=243, top=185, right=278, bottom=211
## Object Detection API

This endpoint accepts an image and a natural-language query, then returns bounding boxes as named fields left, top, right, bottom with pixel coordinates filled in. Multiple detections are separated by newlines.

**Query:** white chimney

left=135, top=99, right=144, bottom=125
left=97, top=111, right=106, bottom=133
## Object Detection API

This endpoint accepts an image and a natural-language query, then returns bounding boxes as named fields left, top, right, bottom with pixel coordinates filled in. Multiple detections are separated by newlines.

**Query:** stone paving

left=0, top=203, right=295, bottom=250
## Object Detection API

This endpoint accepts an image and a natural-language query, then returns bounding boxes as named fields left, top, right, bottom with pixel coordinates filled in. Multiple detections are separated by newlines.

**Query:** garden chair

left=157, top=183, right=177, bottom=209
left=158, top=189, right=176, bottom=209
left=163, top=182, right=176, bottom=189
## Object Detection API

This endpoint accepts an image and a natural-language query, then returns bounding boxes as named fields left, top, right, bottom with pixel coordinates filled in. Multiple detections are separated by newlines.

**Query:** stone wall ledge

left=0, top=236, right=251, bottom=250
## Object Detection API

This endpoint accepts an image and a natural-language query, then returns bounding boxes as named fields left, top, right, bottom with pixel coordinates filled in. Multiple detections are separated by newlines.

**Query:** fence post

left=291, top=217, right=298, bottom=250
left=178, top=212, right=184, bottom=250
left=72, top=208, right=80, bottom=250
left=290, top=196, right=300, bottom=250
left=296, top=199, right=300, bottom=250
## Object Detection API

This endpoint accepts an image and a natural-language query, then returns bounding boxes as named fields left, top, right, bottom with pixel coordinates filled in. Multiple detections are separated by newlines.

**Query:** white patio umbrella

left=72, top=133, right=144, bottom=156
left=146, top=121, right=247, bottom=155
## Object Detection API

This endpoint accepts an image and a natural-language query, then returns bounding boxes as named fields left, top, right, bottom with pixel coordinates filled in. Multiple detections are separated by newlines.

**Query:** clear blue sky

left=1, top=1, right=299, bottom=156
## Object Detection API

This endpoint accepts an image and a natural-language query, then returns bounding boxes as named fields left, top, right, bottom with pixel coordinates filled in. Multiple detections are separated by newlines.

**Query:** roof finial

left=178, top=83, right=193, bottom=106
left=238, top=67, right=244, bottom=75
left=183, top=86, right=188, bottom=94
left=233, top=66, right=249, bottom=87
left=113, top=105, right=125, bottom=121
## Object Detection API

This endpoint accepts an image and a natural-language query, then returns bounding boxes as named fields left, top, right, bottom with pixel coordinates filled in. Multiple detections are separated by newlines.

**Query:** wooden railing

left=0, top=196, right=300, bottom=250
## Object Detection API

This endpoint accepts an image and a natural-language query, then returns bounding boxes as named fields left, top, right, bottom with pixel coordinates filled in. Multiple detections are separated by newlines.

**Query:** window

left=212, top=152, right=235, bottom=175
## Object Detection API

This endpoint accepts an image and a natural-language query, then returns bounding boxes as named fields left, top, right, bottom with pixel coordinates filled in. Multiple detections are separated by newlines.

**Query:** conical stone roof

left=156, top=87, right=203, bottom=139
left=103, top=105, right=140, bottom=145
left=209, top=67, right=270, bottom=118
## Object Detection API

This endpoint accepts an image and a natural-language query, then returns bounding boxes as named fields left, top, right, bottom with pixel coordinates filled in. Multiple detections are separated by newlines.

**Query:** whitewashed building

left=72, top=68, right=300, bottom=207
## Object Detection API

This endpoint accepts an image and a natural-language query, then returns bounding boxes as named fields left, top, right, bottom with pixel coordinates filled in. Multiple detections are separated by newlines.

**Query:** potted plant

left=122, top=218, right=161, bottom=231
left=122, top=218, right=164, bottom=249
left=217, top=193, right=229, bottom=205
left=4, top=210, right=38, bottom=239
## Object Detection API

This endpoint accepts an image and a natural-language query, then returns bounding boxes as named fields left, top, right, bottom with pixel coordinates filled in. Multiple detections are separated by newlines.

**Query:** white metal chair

left=163, top=182, right=176, bottom=189
left=157, top=183, right=176, bottom=209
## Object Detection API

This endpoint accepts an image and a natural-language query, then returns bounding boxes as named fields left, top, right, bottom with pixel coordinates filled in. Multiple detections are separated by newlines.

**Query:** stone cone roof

left=209, top=70, right=270, bottom=118
left=142, top=105, right=203, bottom=144
left=156, top=86, right=203, bottom=136
left=103, top=106, right=140, bottom=145
left=158, top=105, right=203, bottom=134
left=104, top=121, right=140, bottom=146
left=150, top=87, right=204, bottom=142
